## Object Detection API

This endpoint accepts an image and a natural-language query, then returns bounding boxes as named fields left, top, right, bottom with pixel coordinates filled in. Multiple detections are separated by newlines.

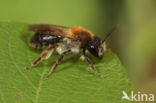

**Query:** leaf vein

left=7, top=30, right=36, bottom=90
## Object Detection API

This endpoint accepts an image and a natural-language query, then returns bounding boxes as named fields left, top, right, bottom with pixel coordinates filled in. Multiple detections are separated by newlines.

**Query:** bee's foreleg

left=83, top=49, right=102, bottom=77
left=25, top=45, right=55, bottom=70
left=46, top=50, right=71, bottom=78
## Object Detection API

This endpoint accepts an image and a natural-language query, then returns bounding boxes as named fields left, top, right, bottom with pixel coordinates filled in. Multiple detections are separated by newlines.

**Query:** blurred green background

left=0, top=0, right=156, bottom=96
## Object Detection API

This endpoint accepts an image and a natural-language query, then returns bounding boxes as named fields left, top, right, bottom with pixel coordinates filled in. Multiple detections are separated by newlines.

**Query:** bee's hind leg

left=46, top=50, right=71, bottom=78
left=25, top=45, right=56, bottom=70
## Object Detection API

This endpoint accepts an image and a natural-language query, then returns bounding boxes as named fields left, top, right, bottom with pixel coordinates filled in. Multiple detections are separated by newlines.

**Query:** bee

left=25, top=24, right=118, bottom=78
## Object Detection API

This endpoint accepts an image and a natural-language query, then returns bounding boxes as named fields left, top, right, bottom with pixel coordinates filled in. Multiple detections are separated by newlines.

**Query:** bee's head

left=87, top=24, right=119, bottom=59
left=87, top=37, right=105, bottom=59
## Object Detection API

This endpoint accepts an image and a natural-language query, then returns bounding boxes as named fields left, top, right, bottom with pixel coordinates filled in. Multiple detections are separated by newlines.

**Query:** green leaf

left=0, top=22, right=133, bottom=103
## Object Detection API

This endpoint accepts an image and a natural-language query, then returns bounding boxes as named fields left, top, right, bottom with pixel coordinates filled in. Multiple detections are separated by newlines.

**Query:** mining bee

left=25, top=24, right=118, bottom=78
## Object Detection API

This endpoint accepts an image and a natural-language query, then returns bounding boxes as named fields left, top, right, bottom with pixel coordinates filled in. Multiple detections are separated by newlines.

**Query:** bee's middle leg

left=25, top=45, right=56, bottom=70
left=46, top=50, right=71, bottom=78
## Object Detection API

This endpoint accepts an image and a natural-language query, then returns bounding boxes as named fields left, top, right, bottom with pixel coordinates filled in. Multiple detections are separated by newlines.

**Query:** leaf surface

left=0, top=22, right=133, bottom=103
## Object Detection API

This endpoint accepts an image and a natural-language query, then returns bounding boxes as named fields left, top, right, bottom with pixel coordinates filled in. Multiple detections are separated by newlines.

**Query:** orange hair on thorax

left=70, top=27, right=94, bottom=39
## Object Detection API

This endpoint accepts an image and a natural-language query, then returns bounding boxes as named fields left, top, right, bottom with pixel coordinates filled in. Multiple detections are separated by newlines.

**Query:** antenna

left=102, top=24, right=119, bottom=42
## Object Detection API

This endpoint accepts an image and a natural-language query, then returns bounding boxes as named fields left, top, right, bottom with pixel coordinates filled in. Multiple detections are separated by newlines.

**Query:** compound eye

left=87, top=44, right=99, bottom=58
left=87, top=37, right=104, bottom=59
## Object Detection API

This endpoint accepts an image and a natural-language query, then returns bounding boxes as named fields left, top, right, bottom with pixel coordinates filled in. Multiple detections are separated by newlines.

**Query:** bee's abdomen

left=41, top=34, right=63, bottom=45
left=30, top=33, right=63, bottom=49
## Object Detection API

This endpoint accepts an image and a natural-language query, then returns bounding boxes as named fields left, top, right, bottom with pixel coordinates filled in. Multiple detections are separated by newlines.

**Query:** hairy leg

left=25, top=45, right=56, bottom=70
left=46, top=50, right=71, bottom=78
left=83, top=49, right=102, bottom=77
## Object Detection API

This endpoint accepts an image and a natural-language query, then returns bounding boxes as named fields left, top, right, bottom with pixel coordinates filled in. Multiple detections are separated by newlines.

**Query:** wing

left=29, top=24, right=73, bottom=39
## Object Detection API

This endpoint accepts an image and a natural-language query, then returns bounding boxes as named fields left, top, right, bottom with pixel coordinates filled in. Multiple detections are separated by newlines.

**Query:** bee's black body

left=30, top=33, right=63, bottom=49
